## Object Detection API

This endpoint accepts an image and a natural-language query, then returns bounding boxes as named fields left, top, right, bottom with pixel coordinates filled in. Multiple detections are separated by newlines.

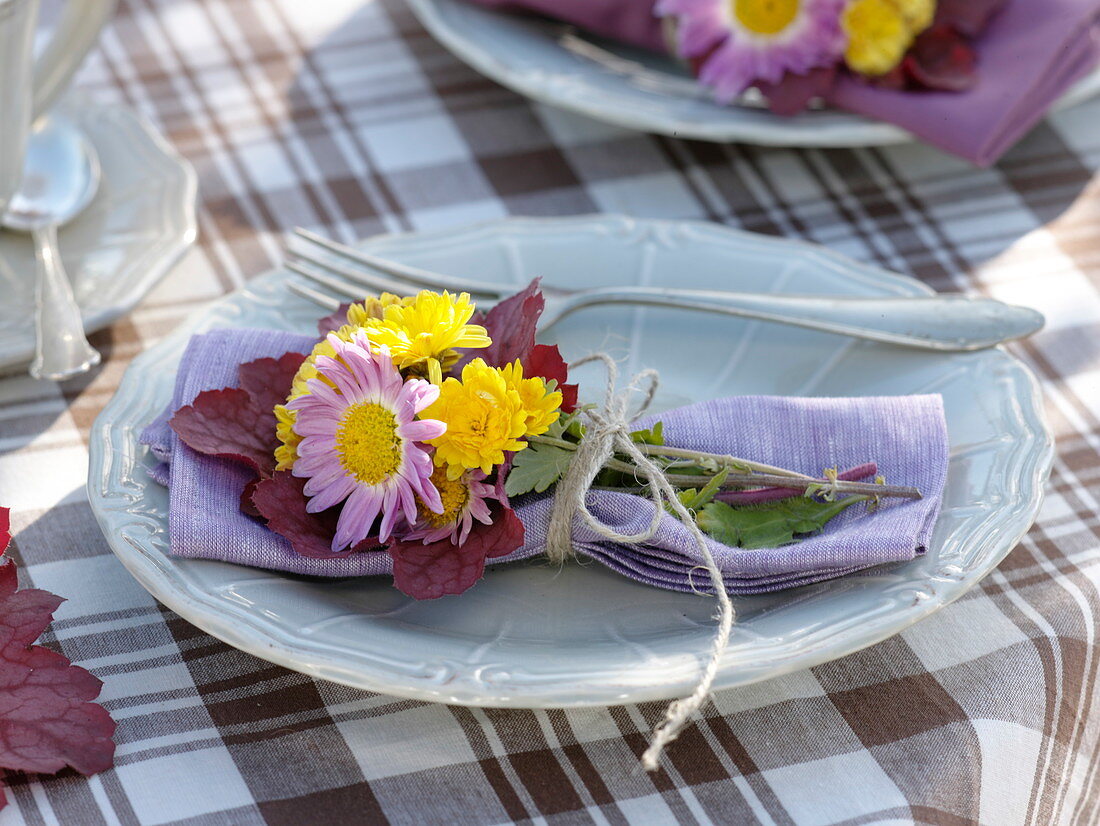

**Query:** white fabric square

left=117, top=748, right=253, bottom=825
left=974, top=719, right=1044, bottom=825
left=588, top=172, right=708, bottom=219
left=29, top=555, right=158, bottom=621
left=338, top=704, right=476, bottom=780
left=903, top=592, right=1029, bottom=671
left=763, top=750, right=906, bottom=826
left=360, top=115, right=470, bottom=173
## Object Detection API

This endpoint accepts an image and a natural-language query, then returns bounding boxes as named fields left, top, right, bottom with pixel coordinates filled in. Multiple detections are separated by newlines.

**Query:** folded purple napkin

left=464, top=0, right=1100, bottom=166
left=141, top=328, right=949, bottom=595
left=828, top=1, right=1100, bottom=166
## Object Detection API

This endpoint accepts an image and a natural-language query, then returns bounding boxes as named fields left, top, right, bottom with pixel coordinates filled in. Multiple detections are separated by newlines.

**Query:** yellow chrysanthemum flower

left=500, top=359, right=562, bottom=438
left=273, top=295, right=413, bottom=471
left=274, top=404, right=301, bottom=471
left=842, top=0, right=934, bottom=76
left=360, top=290, right=491, bottom=385
left=346, top=292, right=409, bottom=326
left=422, top=358, right=528, bottom=479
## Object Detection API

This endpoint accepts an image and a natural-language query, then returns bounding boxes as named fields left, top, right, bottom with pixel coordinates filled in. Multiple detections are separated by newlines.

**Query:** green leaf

left=629, top=421, right=664, bottom=446
left=665, top=469, right=729, bottom=516
left=697, top=496, right=868, bottom=550
left=504, top=440, right=574, bottom=497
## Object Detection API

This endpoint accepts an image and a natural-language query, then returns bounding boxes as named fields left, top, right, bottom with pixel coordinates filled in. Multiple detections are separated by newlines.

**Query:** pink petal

left=399, top=419, right=446, bottom=441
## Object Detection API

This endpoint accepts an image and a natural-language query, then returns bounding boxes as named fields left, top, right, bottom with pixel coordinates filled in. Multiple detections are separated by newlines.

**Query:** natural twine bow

left=545, top=354, right=735, bottom=772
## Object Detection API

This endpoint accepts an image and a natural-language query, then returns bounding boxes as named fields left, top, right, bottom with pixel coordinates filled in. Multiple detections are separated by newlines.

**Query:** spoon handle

left=29, top=225, right=100, bottom=381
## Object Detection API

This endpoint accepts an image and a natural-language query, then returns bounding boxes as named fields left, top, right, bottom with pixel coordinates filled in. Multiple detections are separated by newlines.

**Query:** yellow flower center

left=418, top=468, right=470, bottom=529
left=334, top=402, right=402, bottom=484
left=733, top=0, right=799, bottom=35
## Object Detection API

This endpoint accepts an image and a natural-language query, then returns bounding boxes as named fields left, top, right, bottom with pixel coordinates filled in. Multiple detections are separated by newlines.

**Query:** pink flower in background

left=659, top=0, right=848, bottom=102
left=287, top=332, right=446, bottom=549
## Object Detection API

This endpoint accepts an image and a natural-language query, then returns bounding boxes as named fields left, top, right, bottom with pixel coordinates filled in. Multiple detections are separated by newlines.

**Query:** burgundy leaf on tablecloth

left=389, top=503, right=525, bottom=599
left=0, top=507, right=116, bottom=809
left=170, top=388, right=278, bottom=476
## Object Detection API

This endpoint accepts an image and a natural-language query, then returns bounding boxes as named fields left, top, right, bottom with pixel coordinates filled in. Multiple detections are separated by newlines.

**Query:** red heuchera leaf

left=317, top=303, right=353, bottom=336
left=250, top=472, right=380, bottom=558
left=903, top=25, right=977, bottom=92
left=388, top=503, right=525, bottom=599
left=758, top=66, right=837, bottom=116
left=526, top=344, right=577, bottom=413
left=460, top=278, right=544, bottom=370
left=0, top=509, right=8, bottom=557
left=170, top=388, right=277, bottom=476
left=0, top=519, right=116, bottom=798
left=935, top=0, right=1008, bottom=38
left=237, top=353, right=306, bottom=415
left=239, top=478, right=262, bottom=518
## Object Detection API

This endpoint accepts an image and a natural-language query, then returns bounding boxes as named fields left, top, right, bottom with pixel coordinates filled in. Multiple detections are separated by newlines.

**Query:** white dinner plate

left=405, top=0, right=1100, bottom=147
left=88, top=215, right=1052, bottom=707
left=0, top=100, right=197, bottom=373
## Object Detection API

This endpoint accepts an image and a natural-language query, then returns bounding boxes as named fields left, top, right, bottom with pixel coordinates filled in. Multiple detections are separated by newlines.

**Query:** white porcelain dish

left=0, top=100, right=197, bottom=372
left=87, top=215, right=1052, bottom=707
left=405, top=0, right=1100, bottom=147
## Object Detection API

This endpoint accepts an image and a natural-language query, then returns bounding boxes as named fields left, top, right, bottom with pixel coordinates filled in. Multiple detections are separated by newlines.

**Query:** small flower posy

left=172, top=278, right=922, bottom=602
left=275, top=289, right=562, bottom=558
left=657, top=0, right=1008, bottom=111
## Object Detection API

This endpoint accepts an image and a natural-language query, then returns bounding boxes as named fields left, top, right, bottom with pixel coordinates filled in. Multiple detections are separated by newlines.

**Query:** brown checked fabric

left=2, top=0, right=1100, bottom=823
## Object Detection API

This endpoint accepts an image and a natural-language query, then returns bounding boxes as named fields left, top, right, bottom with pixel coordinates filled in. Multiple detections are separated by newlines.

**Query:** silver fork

left=284, top=228, right=1045, bottom=351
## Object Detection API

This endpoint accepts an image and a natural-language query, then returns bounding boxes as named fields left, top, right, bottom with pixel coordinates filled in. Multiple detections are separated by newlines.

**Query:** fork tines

left=286, top=227, right=509, bottom=310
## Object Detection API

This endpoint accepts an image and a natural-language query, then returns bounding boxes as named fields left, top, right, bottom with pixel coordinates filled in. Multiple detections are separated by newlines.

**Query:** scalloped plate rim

left=87, top=215, right=1054, bottom=707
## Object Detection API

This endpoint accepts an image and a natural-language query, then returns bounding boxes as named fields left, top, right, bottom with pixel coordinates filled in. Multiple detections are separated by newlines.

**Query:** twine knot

left=543, top=353, right=736, bottom=771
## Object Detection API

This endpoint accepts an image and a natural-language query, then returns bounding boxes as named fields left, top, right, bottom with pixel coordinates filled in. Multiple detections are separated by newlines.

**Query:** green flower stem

left=662, top=473, right=921, bottom=500
left=632, top=443, right=815, bottom=481
left=525, top=435, right=921, bottom=500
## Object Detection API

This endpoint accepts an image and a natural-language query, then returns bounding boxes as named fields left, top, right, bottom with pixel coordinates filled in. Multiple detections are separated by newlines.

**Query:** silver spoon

left=3, top=115, right=101, bottom=381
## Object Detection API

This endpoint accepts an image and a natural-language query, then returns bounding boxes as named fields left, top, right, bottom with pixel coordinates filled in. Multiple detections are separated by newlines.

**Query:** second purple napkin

left=142, top=328, right=949, bottom=595
left=461, top=0, right=1100, bottom=166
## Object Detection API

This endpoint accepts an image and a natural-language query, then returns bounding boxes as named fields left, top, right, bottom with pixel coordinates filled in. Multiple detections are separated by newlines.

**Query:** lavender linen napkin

left=142, top=329, right=949, bottom=594
left=828, top=0, right=1100, bottom=167
left=463, top=0, right=1100, bottom=166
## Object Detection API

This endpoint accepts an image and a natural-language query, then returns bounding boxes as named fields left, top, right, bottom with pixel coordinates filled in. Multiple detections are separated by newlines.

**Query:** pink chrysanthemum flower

left=403, top=467, right=497, bottom=546
left=287, top=332, right=446, bottom=550
left=658, top=0, right=848, bottom=102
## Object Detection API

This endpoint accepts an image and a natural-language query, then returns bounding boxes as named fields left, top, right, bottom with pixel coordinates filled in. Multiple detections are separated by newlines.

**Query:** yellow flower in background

left=842, top=0, right=935, bottom=76
left=361, top=290, right=491, bottom=385
left=500, top=359, right=562, bottom=438
left=892, top=0, right=935, bottom=31
left=423, top=358, right=528, bottom=478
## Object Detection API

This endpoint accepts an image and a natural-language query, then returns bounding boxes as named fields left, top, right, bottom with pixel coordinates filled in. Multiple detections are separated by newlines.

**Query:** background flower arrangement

left=658, top=0, right=1010, bottom=112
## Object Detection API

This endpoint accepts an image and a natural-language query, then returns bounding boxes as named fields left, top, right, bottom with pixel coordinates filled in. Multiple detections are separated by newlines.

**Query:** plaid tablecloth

left=2, top=1, right=1100, bottom=823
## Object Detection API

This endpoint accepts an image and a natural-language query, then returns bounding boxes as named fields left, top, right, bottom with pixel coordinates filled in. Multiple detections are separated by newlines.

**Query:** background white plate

left=405, top=0, right=1100, bottom=147
left=0, top=101, right=197, bottom=373
left=88, top=216, right=1052, bottom=707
